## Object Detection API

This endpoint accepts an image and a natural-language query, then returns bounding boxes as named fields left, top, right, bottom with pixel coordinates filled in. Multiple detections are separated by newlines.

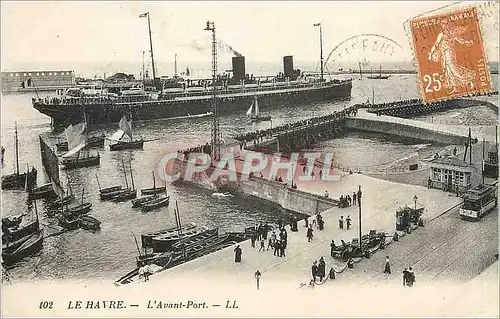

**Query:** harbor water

left=1, top=74, right=497, bottom=283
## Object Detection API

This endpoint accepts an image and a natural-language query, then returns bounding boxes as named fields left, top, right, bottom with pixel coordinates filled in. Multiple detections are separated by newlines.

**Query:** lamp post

left=357, top=185, right=362, bottom=251
left=413, top=195, right=418, bottom=210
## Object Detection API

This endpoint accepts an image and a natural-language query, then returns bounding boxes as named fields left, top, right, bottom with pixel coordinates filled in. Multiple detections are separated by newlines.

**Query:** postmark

left=409, top=7, right=493, bottom=102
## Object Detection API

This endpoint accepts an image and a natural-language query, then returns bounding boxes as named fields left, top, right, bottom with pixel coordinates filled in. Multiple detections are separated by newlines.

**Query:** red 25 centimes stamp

left=410, top=7, right=493, bottom=102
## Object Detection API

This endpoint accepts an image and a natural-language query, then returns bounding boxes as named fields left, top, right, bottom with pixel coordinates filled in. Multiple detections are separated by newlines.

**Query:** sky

left=1, top=1, right=498, bottom=77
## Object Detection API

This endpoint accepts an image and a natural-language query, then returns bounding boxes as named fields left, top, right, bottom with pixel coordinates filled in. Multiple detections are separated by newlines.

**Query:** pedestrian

left=352, top=192, right=357, bottom=205
left=259, top=239, right=265, bottom=252
left=318, top=215, right=324, bottom=230
left=330, top=240, right=336, bottom=257
left=280, top=240, right=286, bottom=257
left=254, top=270, right=261, bottom=290
left=268, top=231, right=276, bottom=250
left=234, top=245, right=242, bottom=262
left=274, top=239, right=280, bottom=256
left=347, top=195, right=351, bottom=206
left=138, top=263, right=146, bottom=282
left=263, top=223, right=269, bottom=240
left=346, top=215, right=351, bottom=230
left=306, top=227, right=314, bottom=242
left=402, top=268, right=409, bottom=286
left=407, top=267, right=415, bottom=287
left=251, top=233, right=257, bottom=248
left=311, top=261, right=318, bottom=282
left=329, top=267, right=336, bottom=280
left=339, top=216, right=344, bottom=229
left=318, top=257, right=326, bottom=282
left=384, top=256, right=391, bottom=274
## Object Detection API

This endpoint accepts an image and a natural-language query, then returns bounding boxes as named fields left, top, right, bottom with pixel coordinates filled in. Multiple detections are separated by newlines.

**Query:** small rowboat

left=2, top=231, right=33, bottom=254
left=141, top=222, right=197, bottom=248
left=2, top=229, right=44, bottom=266
left=78, top=215, right=101, bottom=231
left=67, top=203, right=92, bottom=216
left=100, top=189, right=129, bottom=200
left=151, top=226, right=209, bottom=253
left=131, top=195, right=158, bottom=208
left=141, top=187, right=166, bottom=195
left=57, top=213, right=79, bottom=230
left=141, top=196, right=170, bottom=212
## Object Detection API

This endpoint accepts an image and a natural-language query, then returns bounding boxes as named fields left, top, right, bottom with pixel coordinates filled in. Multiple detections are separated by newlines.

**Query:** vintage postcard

left=1, top=1, right=498, bottom=318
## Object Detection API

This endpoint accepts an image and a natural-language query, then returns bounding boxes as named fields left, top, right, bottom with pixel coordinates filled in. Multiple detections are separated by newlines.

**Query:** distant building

left=428, top=156, right=476, bottom=193
left=1, top=70, right=75, bottom=92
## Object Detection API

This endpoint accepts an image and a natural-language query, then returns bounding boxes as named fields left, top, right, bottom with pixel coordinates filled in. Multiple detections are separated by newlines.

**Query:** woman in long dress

left=428, top=18, right=476, bottom=94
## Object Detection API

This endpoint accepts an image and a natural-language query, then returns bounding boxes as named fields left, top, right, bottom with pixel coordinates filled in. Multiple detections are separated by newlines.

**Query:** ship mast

left=314, top=23, right=324, bottom=82
left=174, top=53, right=178, bottom=77
left=205, top=21, right=221, bottom=161
left=14, top=121, right=19, bottom=175
left=142, top=50, right=146, bottom=85
left=139, top=12, right=157, bottom=81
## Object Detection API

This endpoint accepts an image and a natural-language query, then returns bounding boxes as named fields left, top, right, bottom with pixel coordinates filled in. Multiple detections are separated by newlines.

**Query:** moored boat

left=140, top=222, right=197, bottom=248
left=192, top=241, right=238, bottom=259
left=135, top=251, right=172, bottom=268
left=141, top=187, right=165, bottom=195
left=140, top=195, right=169, bottom=212
left=100, top=185, right=122, bottom=194
left=30, top=183, right=57, bottom=200
left=2, top=214, right=24, bottom=230
left=1, top=123, right=37, bottom=190
left=109, top=115, right=144, bottom=151
left=78, top=214, right=101, bottom=231
left=112, top=189, right=137, bottom=202
left=151, top=226, right=209, bottom=253
left=132, top=194, right=158, bottom=208
left=171, top=228, right=219, bottom=252
left=2, top=229, right=44, bottom=266
left=67, top=202, right=92, bottom=216
left=56, top=132, right=105, bottom=152
left=3, top=219, right=40, bottom=243
left=57, top=213, right=80, bottom=230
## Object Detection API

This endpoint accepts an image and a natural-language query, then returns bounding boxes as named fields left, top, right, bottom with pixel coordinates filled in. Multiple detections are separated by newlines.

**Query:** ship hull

left=33, top=81, right=352, bottom=130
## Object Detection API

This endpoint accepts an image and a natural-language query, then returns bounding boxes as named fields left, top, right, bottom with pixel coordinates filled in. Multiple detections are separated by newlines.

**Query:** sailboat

left=56, top=130, right=105, bottom=152
left=1, top=122, right=37, bottom=190
left=109, top=115, right=144, bottom=151
left=2, top=176, right=44, bottom=266
left=367, top=65, right=390, bottom=80
left=246, top=96, right=271, bottom=122
left=60, top=115, right=101, bottom=170
left=111, top=159, right=137, bottom=202
left=141, top=171, right=166, bottom=195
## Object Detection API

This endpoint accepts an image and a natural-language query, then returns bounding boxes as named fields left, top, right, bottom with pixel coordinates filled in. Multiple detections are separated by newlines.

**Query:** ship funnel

left=283, top=55, right=294, bottom=79
left=232, top=56, right=246, bottom=81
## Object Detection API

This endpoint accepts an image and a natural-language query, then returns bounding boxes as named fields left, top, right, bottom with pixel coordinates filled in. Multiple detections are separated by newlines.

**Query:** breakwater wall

left=171, top=158, right=338, bottom=216
left=344, top=117, right=470, bottom=145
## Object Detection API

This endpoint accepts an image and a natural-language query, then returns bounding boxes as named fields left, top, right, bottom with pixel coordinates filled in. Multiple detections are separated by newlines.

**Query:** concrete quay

left=121, top=173, right=497, bottom=317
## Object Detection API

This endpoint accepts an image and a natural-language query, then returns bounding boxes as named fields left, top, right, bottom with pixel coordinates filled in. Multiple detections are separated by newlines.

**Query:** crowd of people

left=233, top=105, right=359, bottom=143
left=177, top=142, right=211, bottom=158
left=249, top=221, right=292, bottom=258
left=338, top=191, right=359, bottom=208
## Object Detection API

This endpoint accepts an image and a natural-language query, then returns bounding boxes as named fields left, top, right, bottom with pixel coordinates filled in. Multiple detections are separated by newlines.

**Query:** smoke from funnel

left=218, top=41, right=243, bottom=57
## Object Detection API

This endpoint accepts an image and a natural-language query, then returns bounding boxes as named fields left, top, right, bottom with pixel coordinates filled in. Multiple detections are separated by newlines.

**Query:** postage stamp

left=409, top=7, right=493, bottom=102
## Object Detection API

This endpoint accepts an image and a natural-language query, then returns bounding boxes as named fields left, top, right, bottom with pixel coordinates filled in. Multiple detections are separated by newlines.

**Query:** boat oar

left=95, top=174, right=102, bottom=192
left=142, top=138, right=161, bottom=142
left=132, top=232, right=143, bottom=260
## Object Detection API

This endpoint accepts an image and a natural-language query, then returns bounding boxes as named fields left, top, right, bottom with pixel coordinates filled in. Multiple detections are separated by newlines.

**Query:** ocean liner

left=32, top=14, right=351, bottom=131
left=32, top=56, right=352, bottom=131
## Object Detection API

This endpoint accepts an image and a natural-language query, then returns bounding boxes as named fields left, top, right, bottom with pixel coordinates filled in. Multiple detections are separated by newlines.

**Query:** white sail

left=119, top=116, right=133, bottom=140
left=246, top=102, right=254, bottom=116
left=61, top=141, right=86, bottom=158
left=254, top=97, right=259, bottom=115
left=109, top=129, right=125, bottom=141
left=65, top=122, right=87, bottom=151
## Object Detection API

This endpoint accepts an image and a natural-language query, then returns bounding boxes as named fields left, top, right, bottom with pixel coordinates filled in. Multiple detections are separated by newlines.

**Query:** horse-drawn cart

left=396, top=205, right=424, bottom=231
left=331, top=230, right=388, bottom=261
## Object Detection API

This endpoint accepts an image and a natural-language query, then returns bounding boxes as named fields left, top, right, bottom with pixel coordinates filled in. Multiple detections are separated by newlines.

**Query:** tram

left=459, top=183, right=498, bottom=221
